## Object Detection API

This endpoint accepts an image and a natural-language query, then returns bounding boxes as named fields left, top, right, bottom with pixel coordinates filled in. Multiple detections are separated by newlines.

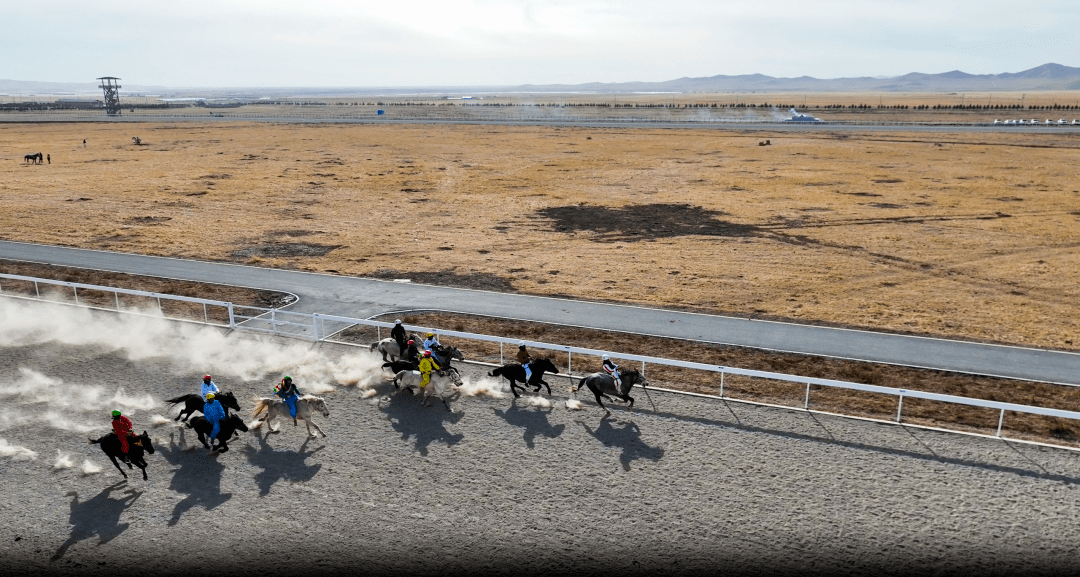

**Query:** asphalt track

left=4, top=113, right=1080, bottom=134
left=2, top=240, right=1079, bottom=386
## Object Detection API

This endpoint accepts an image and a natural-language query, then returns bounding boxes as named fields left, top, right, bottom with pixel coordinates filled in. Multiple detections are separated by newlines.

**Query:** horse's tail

left=164, top=394, right=190, bottom=408
left=251, top=398, right=270, bottom=419
left=573, top=375, right=589, bottom=393
left=88, top=436, right=102, bottom=445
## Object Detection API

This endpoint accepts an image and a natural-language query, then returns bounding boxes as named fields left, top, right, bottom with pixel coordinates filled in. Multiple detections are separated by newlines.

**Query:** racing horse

left=431, top=345, right=464, bottom=375
left=24, top=152, right=42, bottom=164
left=250, top=395, right=330, bottom=438
left=388, top=369, right=462, bottom=411
left=164, top=391, right=241, bottom=422
left=186, top=413, right=249, bottom=452
left=89, top=430, right=156, bottom=480
left=573, top=369, right=649, bottom=412
left=488, top=357, right=559, bottom=397
left=370, top=333, right=421, bottom=361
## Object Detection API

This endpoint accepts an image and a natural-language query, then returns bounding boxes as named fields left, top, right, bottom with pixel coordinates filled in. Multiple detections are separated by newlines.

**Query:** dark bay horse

left=164, top=391, right=240, bottom=422
left=89, top=431, right=156, bottom=480
left=382, top=359, right=418, bottom=374
left=187, top=414, right=249, bottom=452
left=574, top=369, right=649, bottom=411
left=24, top=152, right=42, bottom=164
left=489, top=358, right=559, bottom=397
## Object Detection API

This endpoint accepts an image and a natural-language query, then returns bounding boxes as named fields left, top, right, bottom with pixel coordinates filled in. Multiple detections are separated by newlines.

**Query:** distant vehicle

left=1059, top=119, right=1068, bottom=125
left=784, top=108, right=822, bottom=122
left=993, top=119, right=1001, bottom=124
left=1045, top=119, right=1053, bottom=125
left=1074, top=119, right=1080, bottom=125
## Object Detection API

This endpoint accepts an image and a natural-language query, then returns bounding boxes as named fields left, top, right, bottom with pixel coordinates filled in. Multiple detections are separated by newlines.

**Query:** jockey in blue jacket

left=201, top=374, right=219, bottom=401
left=274, top=376, right=302, bottom=426
left=202, top=393, right=227, bottom=448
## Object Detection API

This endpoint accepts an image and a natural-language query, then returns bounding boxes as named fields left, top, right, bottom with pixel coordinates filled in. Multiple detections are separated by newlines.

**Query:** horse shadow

left=51, top=482, right=142, bottom=561
left=159, top=431, right=232, bottom=526
left=379, top=388, right=465, bottom=456
left=578, top=414, right=665, bottom=471
left=242, top=433, right=324, bottom=496
left=493, top=399, right=566, bottom=449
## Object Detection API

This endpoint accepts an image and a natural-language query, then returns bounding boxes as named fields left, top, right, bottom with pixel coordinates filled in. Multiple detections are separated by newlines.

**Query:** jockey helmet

left=395, top=319, right=402, bottom=325
left=602, top=355, right=610, bottom=361
left=111, top=410, right=121, bottom=417
left=407, top=340, right=414, bottom=345
left=206, top=393, right=215, bottom=400
left=518, top=341, right=525, bottom=346
left=427, top=332, right=434, bottom=337
left=282, top=376, right=292, bottom=383
left=423, top=350, right=432, bottom=357
left=203, top=374, right=212, bottom=381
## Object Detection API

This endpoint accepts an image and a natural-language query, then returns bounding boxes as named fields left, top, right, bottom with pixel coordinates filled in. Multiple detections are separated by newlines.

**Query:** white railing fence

left=2, top=272, right=1078, bottom=448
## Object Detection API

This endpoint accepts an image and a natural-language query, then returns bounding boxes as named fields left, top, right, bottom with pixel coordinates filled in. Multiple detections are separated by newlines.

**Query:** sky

left=2, top=0, right=1077, bottom=87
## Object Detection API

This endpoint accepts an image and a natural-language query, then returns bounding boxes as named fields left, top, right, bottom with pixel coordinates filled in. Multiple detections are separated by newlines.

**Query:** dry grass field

left=2, top=121, right=1079, bottom=351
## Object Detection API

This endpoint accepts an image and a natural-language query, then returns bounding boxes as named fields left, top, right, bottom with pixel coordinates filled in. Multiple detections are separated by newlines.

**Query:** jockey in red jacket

left=111, top=410, right=134, bottom=459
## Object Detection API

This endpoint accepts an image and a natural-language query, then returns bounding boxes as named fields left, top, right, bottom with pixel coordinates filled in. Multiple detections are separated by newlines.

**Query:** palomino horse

left=387, top=369, right=462, bottom=411
left=250, top=395, right=330, bottom=438
left=489, top=357, right=559, bottom=397
left=573, top=369, right=649, bottom=412
left=89, top=431, right=156, bottom=480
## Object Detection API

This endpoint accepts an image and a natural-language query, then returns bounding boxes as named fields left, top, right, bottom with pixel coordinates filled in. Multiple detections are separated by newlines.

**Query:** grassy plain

left=2, top=121, right=1079, bottom=351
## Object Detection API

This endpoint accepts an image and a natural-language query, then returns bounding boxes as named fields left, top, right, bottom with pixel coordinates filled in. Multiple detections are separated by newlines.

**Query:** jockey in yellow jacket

left=418, top=350, right=441, bottom=389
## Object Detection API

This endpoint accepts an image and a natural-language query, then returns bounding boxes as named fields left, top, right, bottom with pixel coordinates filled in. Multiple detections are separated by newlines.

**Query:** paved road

left=2, top=240, right=1079, bottom=385
left=4, top=113, right=1080, bottom=134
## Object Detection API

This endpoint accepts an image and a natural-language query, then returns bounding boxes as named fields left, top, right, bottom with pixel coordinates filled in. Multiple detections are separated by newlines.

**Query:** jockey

left=602, top=355, right=622, bottom=391
left=274, top=376, right=302, bottom=426
left=202, top=393, right=227, bottom=448
left=201, top=374, right=219, bottom=401
left=516, top=342, right=533, bottom=383
left=418, top=350, right=441, bottom=389
left=404, top=339, right=420, bottom=364
left=390, top=319, right=408, bottom=356
left=110, top=410, right=134, bottom=461
left=423, top=332, right=441, bottom=352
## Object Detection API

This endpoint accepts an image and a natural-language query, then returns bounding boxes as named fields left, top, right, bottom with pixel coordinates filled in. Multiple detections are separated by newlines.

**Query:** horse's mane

left=299, top=394, right=323, bottom=401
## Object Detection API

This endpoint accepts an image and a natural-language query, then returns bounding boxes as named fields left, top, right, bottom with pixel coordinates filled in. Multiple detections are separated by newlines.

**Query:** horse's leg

left=589, top=383, right=606, bottom=410
left=540, top=379, right=551, bottom=395
left=108, top=454, right=127, bottom=478
left=509, top=379, right=521, bottom=398
left=308, top=419, right=327, bottom=437
left=196, top=430, right=210, bottom=449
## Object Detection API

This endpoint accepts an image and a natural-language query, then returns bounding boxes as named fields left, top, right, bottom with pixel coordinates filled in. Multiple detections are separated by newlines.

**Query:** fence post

left=641, top=360, right=646, bottom=378
left=156, top=297, right=162, bottom=314
left=804, top=382, right=811, bottom=409
left=203, top=303, right=208, bottom=324
left=377, top=326, right=381, bottom=341
left=719, top=370, right=724, bottom=398
left=896, top=393, right=904, bottom=423
left=228, top=303, right=236, bottom=329
left=271, top=309, right=277, bottom=336
left=996, top=409, right=1005, bottom=437
left=34, top=282, right=39, bottom=298
left=311, top=313, right=320, bottom=341
left=73, top=286, right=79, bottom=305
left=500, top=342, right=504, bottom=364
left=115, top=292, right=120, bottom=310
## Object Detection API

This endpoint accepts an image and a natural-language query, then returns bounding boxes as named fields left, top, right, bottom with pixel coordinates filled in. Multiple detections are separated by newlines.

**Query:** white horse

left=250, top=395, right=330, bottom=437
left=386, top=370, right=462, bottom=411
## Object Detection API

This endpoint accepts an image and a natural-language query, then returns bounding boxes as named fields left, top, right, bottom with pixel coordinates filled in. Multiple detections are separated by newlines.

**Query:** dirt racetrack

left=2, top=122, right=1080, bottom=351
left=2, top=300, right=1080, bottom=576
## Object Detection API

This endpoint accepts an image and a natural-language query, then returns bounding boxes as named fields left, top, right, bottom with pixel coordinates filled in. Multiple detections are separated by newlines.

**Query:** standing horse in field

left=387, top=369, right=462, bottom=411
left=89, top=431, right=156, bottom=480
left=164, top=391, right=240, bottom=422
left=24, top=152, right=42, bottom=164
left=186, top=414, right=249, bottom=452
left=489, top=358, right=559, bottom=397
left=573, top=369, right=649, bottom=412
left=250, top=395, right=330, bottom=438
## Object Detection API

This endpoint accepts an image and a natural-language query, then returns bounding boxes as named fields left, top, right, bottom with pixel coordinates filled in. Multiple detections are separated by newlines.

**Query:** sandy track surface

left=2, top=302, right=1080, bottom=575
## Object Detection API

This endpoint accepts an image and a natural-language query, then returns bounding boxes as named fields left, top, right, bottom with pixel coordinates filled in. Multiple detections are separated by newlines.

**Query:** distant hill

left=2, top=63, right=1077, bottom=96
left=510, top=63, right=1080, bottom=93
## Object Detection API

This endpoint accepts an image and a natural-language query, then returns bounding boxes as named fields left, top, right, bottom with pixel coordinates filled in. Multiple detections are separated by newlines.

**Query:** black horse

left=187, top=414, right=249, bottom=453
left=383, top=359, right=418, bottom=374
left=164, top=391, right=240, bottom=422
left=432, top=345, right=464, bottom=372
left=489, top=358, right=559, bottom=397
left=89, top=431, right=156, bottom=480
left=574, top=369, right=649, bottom=411
left=24, top=152, right=42, bottom=164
